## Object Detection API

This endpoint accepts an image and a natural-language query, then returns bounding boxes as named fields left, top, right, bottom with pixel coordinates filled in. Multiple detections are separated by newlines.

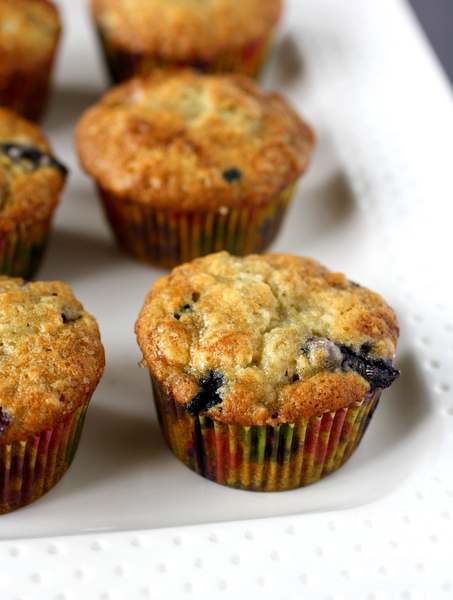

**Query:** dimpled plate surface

left=0, top=0, right=452, bottom=598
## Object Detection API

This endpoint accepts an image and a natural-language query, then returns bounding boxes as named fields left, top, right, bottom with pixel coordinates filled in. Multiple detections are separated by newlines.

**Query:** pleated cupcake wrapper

left=96, top=27, right=272, bottom=82
left=0, top=50, right=57, bottom=121
left=0, top=400, right=89, bottom=515
left=98, top=182, right=295, bottom=269
left=0, top=219, right=51, bottom=279
left=152, top=377, right=382, bottom=491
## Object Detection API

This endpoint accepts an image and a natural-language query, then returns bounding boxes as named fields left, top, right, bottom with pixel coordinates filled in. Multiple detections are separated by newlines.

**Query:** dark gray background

left=408, top=0, right=453, bottom=83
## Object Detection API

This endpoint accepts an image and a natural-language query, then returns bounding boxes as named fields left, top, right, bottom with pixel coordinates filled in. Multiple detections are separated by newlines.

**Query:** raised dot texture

left=218, top=579, right=227, bottom=590
left=91, top=541, right=103, bottom=551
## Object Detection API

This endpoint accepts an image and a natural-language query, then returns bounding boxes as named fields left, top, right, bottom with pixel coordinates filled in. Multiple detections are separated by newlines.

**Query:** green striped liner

left=151, top=377, right=382, bottom=492
left=0, top=220, right=51, bottom=278
left=96, top=27, right=272, bottom=83
left=98, top=182, right=296, bottom=269
left=0, top=399, right=90, bottom=515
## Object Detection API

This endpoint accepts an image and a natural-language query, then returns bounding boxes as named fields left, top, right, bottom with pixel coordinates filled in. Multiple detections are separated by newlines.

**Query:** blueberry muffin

left=135, top=251, right=400, bottom=491
left=0, top=277, right=105, bottom=514
left=91, top=0, right=282, bottom=83
left=0, top=107, right=67, bottom=278
left=0, top=0, right=61, bottom=121
left=75, top=70, right=314, bottom=268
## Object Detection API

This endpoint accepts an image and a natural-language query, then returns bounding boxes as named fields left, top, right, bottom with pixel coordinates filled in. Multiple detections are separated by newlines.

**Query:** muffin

left=90, top=0, right=282, bottom=83
left=0, top=107, right=67, bottom=278
left=75, top=70, right=314, bottom=269
left=0, top=0, right=62, bottom=121
left=135, top=251, right=400, bottom=492
left=0, top=276, right=105, bottom=514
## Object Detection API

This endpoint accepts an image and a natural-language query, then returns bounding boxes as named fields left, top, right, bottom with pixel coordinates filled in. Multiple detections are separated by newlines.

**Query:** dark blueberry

left=302, top=336, right=343, bottom=368
left=222, top=168, right=242, bottom=183
left=61, top=307, right=81, bottom=323
left=349, top=281, right=361, bottom=287
left=1, top=143, right=68, bottom=177
left=338, top=344, right=400, bottom=389
left=302, top=337, right=400, bottom=389
left=0, top=408, right=11, bottom=436
left=185, top=370, right=224, bottom=414
left=174, top=304, right=192, bottom=320
left=360, top=341, right=373, bottom=355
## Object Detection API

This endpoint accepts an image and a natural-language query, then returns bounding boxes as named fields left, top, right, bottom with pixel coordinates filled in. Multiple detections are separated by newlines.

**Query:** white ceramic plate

left=1, top=0, right=452, bottom=598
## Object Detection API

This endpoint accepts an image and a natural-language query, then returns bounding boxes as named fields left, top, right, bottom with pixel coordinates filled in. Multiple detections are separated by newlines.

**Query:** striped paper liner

left=0, top=400, right=89, bottom=514
left=98, top=183, right=296, bottom=269
left=152, top=377, right=382, bottom=492
left=0, top=49, right=58, bottom=122
left=96, top=28, right=272, bottom=83
left=0, top=219, right=52, bottom=279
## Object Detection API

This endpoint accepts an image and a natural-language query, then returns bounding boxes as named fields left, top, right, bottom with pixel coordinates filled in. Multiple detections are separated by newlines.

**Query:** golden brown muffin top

left=0, top=107, right=67, bottom=229
left=0, top=0, right=60, bottom=67
left=75, top=70, right=314, bottom=211
left=0, top=277, right=105, bottom=444
left=91, top=0, right=282, bottom=59
left=136, top=252, right=400, bottom=426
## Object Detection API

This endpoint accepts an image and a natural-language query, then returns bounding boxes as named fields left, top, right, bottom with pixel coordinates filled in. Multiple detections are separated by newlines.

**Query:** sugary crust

left=0, top=0, right=60, bottom=70
left=136, top=252, right=400, bottom=426
left=0, top=277, right=105, bottom=444
left=91, top=0, right=282, bottom=59
left=75, top=70, right=314, bottom=211
left=0, top=107, right=66, bottom=229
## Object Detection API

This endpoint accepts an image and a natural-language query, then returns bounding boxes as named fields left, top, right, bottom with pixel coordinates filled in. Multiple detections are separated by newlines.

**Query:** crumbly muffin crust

left=0, top=107, right=66, bottom=230
left=0, top=0, right=60, bottom=69
left=136, top=252, right=400, bottom=426
left=91, top=0, right=282, bottom=60
left=75, top=70, right=314, bottom=212
left=0, top=277, right=105, bottom=444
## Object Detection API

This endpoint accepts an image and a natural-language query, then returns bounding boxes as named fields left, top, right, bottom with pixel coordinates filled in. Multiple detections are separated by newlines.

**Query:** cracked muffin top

left=0, top=277, right=105, bottom=444
left=75, top=69, right=314, bottom=211
left=136, top=251, right=400, bottom=427
left=91, top=0, right=282, bottom=60
left=0, top=0, right=60, bottom=68
left=0, top=107, right=67, bottom=230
